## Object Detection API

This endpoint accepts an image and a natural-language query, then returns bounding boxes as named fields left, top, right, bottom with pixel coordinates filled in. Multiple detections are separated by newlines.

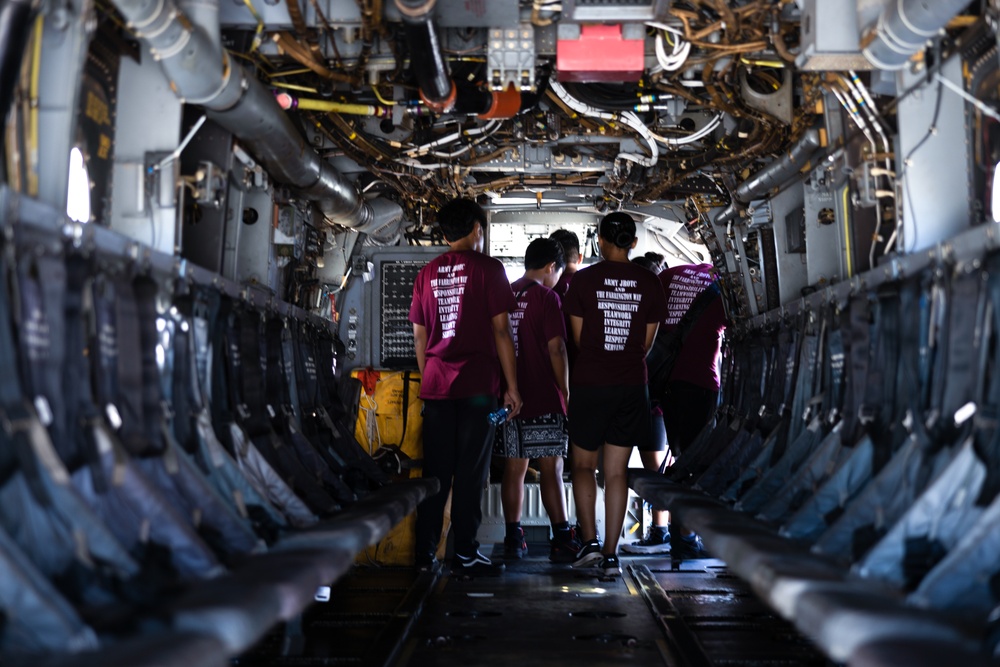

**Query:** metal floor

left=236, top=543, right=833, bottom=667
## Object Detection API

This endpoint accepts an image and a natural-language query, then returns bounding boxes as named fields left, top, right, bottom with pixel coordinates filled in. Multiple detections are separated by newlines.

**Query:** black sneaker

left=452, top=550, right=506, bottom=576
left=550, top=527, right=583, bottom=563
left=597, top=555, right=622, bottom=578
left=621, top=528, right=671, bottom=554
left=671, top=533, right=709, bottom=561
left=504, top=528, right=528, bottom=560
left=572, top=539, right=603, bottom=568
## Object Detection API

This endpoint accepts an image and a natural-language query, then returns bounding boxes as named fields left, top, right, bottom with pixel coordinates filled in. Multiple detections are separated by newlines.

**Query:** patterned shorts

left=492, top=412, right=569, bottom=459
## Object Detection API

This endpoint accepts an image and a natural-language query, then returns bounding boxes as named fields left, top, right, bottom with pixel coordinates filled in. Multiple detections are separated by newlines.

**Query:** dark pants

left=662, top=380, right=719, bottom=456
left=415, top=395, right=498, bottom=562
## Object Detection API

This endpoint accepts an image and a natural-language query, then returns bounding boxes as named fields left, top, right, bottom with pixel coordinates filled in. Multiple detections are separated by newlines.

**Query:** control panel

left=379, top=260, right=425, bottom=367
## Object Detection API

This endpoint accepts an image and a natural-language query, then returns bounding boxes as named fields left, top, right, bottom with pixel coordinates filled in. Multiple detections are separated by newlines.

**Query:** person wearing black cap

left=561, top=212, right=668, bottom=577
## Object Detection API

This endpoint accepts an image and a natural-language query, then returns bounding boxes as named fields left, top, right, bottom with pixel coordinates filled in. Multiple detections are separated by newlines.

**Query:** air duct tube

left=716, top=128, right=823, bottom=226
left=0, top=0, right=33, bottom=124
left=453, top=84, right=523, bottom=119
left=394, top=0, right=456, bottom=113
left=863, top=0, right=972, bottom=70
left=109, top=0, right=403, bottom=240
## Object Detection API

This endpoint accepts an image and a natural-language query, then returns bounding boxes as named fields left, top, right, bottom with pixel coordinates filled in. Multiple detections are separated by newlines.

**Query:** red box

left=556, top=24, right=645, bottom=82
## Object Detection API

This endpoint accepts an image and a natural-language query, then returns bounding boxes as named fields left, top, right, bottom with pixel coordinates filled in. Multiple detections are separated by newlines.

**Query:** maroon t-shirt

left=563, top=261, right=668, bottom=386
left=553, top=270, right=574, bottom=298
left=553, top=269, right=579, bottom=370
left=409, top=249, right=516, bottom=400
left=509, top=277, right=567, bottom=419
left=659, top=263, right=726, bottom=391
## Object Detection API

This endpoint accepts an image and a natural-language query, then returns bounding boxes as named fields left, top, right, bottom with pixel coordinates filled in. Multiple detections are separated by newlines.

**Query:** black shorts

left=568, top=384, right=652, bottom=451
left=646, top=406, right=667, bottom=453
left=661, top=380, right=719, bottom=456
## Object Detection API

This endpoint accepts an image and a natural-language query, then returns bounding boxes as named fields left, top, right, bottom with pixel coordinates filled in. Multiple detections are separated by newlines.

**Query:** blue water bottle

left=488, top=406, right=511, bottom=425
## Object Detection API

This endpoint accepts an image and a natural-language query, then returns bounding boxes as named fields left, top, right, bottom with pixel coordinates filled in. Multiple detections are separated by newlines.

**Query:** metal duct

left=110, top=0, right=403, bottom=238
left=0, top=0, right=32, bottom=124
left=716, top=128, right=823, bottom=226
left=394, top=0, right=456, bottom=112
left=177, top=0, right=221, bottom=56
left=863, top=0, right=972, bottom=70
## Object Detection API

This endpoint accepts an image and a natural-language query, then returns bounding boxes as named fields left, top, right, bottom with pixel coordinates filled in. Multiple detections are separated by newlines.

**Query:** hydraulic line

left=275, top=93, right=389, bottom=117
left=549, top=80, right=659, bottom=168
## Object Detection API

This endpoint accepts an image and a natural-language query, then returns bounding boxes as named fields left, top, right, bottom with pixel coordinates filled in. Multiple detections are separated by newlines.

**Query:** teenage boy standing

left=410, top=198, right=522, bottom=575
left=549, top=229, right=583, bottom=298
left=563, top=212, right=668, bottom=578
left=495, top=238, right=580, bottom=563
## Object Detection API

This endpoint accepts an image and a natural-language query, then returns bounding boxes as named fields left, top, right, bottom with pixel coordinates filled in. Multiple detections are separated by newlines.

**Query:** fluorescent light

left=489, top=197, right=567, bottom=205
left=66, top=147, right=91, bottom=223
left=993, top=161, right=1000, bottom=223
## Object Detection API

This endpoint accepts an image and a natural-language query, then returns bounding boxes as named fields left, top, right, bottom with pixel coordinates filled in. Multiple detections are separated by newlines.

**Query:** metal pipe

left=394, top=0, right=455, bottom=112
left=109, top=0, right=402, bottom=236
left=0, top=0, right=32, bottom=124
left=863, top=0, right=972, bottom=71
left=177, top=0, right=221, bottom=56
left=716, top=128, right=823, bottom=226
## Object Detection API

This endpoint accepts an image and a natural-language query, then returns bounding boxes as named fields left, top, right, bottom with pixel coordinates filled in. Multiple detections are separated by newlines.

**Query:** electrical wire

left=899, top=81, right=945, bottom=253
left=241, top=0, right=266, bottom=52
left=272, top=81, right=319, bottom=93
left=935, top=71, right=1000, bottom=122
left=549, top=80, right=658, bottom=167
left=648, top=23, right=691, bottom=72
left=649, top=113, right=723, bottom=146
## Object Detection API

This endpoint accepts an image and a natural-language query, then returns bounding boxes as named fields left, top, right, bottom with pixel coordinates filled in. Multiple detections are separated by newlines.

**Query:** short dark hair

left=631, top=256, right=657, bottom=272
left=549, top=229, right=580, bottom=265
left=643, top=251, right=665, bottom=267
left=524, top=238, right=566, bottom=271
left=599, top=211, right=636, bottom=249
left=436, top=198, right=486, bottom=242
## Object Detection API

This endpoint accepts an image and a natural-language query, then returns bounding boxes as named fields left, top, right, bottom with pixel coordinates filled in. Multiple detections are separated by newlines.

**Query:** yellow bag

left=352, top=369, right=438, bottom=565
left=352, top=369, right=423, bottom=464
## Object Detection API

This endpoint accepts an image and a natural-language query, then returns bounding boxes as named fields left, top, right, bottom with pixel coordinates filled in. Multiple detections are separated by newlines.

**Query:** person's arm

left=547, top=336, right=570, bottom=405
left=569, top=315, right=583, bottom=348
left=491, top=311, right=523, bottom=418
left=643, top=321, right=660, bottom=354
left=413, top=323, right=428, bottom=376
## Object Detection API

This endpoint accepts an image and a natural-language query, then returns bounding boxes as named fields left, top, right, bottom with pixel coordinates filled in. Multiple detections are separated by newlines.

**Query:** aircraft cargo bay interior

left=2, top=0, right=1000, bottom=665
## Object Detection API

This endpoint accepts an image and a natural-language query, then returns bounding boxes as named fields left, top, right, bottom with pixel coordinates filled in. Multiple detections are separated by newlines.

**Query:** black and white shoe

left=597, top=555, right=622, bottom=578
left=451, top=550, right=505, bottom=576
left=621, top=529, right=671, bottom=554
left=572, top=539, right=603, bottom=568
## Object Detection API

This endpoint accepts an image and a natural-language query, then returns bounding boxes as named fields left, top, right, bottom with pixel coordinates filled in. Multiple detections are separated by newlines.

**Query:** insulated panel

left=109, top=55, right=181, bottom=254
left=770, top=185, right=810, bottom=305
left=897, top=57, right=972, bottom=253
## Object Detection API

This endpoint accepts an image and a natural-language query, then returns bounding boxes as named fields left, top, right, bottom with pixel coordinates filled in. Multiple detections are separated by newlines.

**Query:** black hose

left=395, top=0, right=454, bottom=108
left=564, top=82, right=639, bottom=111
